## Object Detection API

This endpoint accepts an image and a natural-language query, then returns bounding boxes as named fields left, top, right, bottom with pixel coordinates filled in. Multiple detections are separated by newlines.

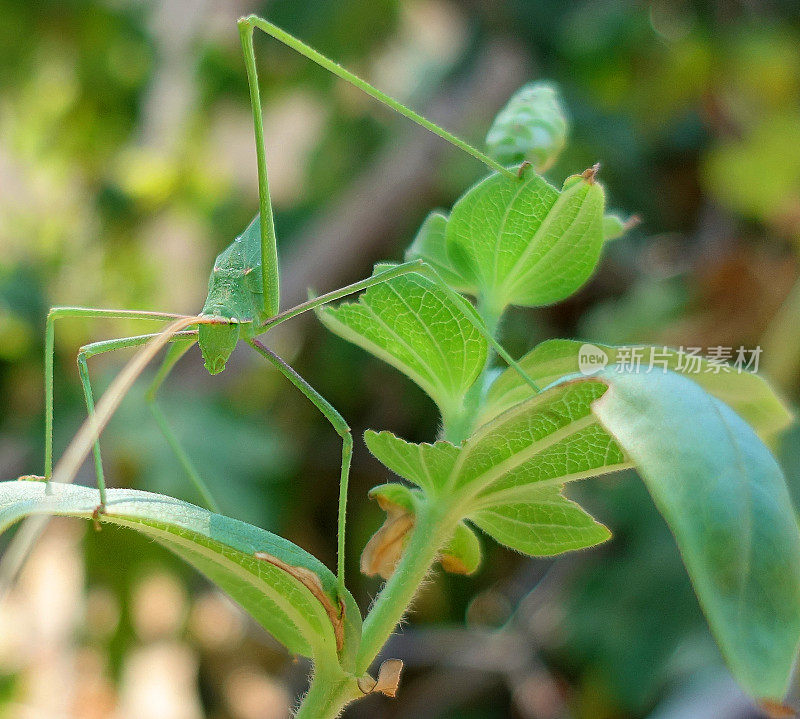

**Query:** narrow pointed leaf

left=481, top=338, right=792, bottom=440
left=0, top=482, right=361, bottom=668
left=318, top=268, right=487, bottom=425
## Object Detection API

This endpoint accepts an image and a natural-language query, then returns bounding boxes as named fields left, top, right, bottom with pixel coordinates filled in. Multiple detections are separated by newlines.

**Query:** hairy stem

left=294, top=667, right=360, bottom=719
left=356, top=500, right=455, bottom=674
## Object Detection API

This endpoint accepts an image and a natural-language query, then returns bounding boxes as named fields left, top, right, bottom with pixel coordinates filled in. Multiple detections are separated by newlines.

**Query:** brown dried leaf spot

left=439, top=553, right=470, bottom=575
left=581, top=162, right=600, bottom=184
left=254, top=552, right=345, bottom=652
left=759, top=700, right=797, bottom=718
left=360, top=496, right=415, bottom=580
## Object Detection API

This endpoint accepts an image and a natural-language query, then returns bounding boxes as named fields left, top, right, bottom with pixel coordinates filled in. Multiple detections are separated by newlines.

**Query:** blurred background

left=1, top=0, right=799, bottom=717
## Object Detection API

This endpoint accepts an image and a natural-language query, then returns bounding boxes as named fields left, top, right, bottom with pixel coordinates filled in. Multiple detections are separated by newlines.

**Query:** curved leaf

left=589, top=368, right=800, bottom=701
left=445, top=168, right=605, bottom=312
left=484, top=81, right=568, bottom=171
left=0, top=482, right=361, bottom=669
left=404, top=211, right=474, bottom=293
left=360, top=482, right=481, bottom=578
left=318, top=266, right=487, bottom=426
left=440, top=521, right=482, bottom=575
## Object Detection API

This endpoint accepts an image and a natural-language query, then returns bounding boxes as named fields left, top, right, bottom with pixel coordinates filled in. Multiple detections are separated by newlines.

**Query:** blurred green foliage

left=1, top=0, right=799, bottom=717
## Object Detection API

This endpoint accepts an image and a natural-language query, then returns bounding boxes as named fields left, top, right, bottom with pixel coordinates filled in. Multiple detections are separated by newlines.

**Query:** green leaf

left=480, top=339, right=793, bottom=441
left=364, top=430, right=459, bottom=496
left=446, top=168, right=605, bottom=313
left=365, top=380, right=628, bottom=560
left=589, top=368, right=800, bottom=701
left=0, top=482, right=361, bottom=669
left=404, top=212, right=474, bottom=293
left=471, top=485, right=610, bottom=555
left=318, top=266, right=487, bottom=426
left=484, top=82, right=568, bottom=171
left=454, top=381, right=629, bottom=498
left=366, top=382, right=631, bottom=504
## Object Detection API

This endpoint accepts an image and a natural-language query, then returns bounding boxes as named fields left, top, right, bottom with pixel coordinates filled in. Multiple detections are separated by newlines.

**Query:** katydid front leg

left=43, top=307, right=191, bottom=481
left=248, top=339, right=352, bottom=594
left=74, top=331, right=199, bottom=509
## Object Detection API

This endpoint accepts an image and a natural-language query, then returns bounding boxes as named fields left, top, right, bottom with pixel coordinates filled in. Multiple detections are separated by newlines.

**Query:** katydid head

left=199, top=215, right=267, bottom=374
left=198, top=322, right=240, bottom=375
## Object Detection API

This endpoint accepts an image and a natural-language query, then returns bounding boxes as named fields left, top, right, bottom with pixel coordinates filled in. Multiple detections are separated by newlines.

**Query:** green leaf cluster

left=358, top=356, right=799, bottom=699
left=316, top=84, right=800, bottom=702
left=402, top=166, right=607, bottom=319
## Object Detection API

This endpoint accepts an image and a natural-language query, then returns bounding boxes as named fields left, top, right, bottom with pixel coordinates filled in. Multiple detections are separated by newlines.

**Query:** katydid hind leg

left=247, top=339, right=352, bottom=593
left=238, top=20, right=280, bottom=317
left=239, top=15, right=514, bottom=180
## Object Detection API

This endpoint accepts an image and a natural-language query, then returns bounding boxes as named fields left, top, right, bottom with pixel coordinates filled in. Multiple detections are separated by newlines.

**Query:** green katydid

left=29, top=15, right=540, bottom=595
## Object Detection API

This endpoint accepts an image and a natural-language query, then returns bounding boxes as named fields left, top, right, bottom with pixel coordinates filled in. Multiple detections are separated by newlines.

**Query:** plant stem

left=294, top=667, right=360, bottom=719
left=356, top=500, right=455, bottom=674
left=442, top=402, right=475, bottom=445
left=477, top=294, right=504, bottom=338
